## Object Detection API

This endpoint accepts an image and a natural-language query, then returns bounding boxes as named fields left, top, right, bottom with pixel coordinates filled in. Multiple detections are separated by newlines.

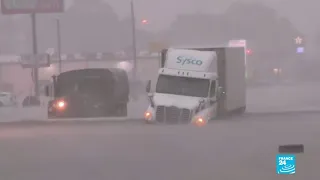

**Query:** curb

left=0, top=118, right=143, bottom=127
left=245, top=109, right=320, bottom=117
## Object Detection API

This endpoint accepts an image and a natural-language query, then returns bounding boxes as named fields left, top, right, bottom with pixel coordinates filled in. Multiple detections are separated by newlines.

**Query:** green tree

left=314, top=29, right=320, bottom=49
left=163, top=2, right=302, bottom=58
left=224, top=2, right=301, bottom=58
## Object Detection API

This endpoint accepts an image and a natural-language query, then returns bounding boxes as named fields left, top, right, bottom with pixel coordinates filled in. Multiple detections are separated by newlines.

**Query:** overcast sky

left=1, top=0, right=317, bottom=35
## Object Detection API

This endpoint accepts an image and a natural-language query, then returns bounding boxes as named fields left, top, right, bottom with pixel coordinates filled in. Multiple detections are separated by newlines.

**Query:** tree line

left=162, top=2, right=303, bottom=59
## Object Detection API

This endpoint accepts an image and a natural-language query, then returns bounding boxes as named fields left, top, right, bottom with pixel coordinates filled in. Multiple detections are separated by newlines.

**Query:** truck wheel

left=238, top=106, right=246, bottom=115
left=48, top=114, right=55, bottom=119
left=120, top=104, right=127, bottom=117
left=115, top=103, right=127, bottom=117
left=144, top=120, right=154, bottom=124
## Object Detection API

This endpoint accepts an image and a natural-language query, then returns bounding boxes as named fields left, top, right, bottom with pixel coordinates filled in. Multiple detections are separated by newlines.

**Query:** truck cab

left=144, top=48, right=223, bottom=124
left=144, top=47, right=246, bottom=124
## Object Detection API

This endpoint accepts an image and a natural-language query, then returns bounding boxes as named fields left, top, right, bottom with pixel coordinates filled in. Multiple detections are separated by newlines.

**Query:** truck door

left=49, top=83, right=54, bottom=97
left=207, top=80, right=217, bottom=117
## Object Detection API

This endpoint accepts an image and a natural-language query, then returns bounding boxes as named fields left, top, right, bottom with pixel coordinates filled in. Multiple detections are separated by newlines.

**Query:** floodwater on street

left=0, top=111, right=319, bottom=180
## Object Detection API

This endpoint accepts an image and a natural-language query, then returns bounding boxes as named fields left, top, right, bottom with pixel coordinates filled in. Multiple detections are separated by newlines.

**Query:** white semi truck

left=144, top=47, right=246, bottom=124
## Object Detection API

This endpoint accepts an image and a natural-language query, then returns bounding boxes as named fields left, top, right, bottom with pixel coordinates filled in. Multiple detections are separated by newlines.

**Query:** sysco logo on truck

left=176, top=56, right=203, bottom=66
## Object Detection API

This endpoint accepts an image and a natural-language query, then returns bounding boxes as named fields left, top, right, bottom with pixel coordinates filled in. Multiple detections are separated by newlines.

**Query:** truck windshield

left=156, top=75, right=209, bottom=97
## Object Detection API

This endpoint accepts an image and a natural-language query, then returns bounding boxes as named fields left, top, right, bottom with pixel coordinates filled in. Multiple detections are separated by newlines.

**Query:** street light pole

left=130, top=0, right=137, bottom=80
left=56, top=18, right=62, bottom=73
left=31, top=13, right=39, bottom=97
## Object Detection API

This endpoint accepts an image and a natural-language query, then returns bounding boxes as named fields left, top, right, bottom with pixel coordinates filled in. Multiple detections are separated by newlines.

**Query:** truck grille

left=156, top=106, right=191, bottom=124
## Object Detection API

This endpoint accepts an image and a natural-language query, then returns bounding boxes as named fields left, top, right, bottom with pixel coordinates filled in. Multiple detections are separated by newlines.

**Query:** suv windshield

left=56, top=76, right=113, bottom=97
left=156, top=75, right=210, bottom=97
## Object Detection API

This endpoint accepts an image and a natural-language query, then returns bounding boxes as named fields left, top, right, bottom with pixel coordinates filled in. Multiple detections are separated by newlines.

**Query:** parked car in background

left=0, top=92, right=17, bottom=107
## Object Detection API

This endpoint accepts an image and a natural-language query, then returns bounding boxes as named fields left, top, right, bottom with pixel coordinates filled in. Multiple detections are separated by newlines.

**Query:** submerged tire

left=115, top=103, right=127, bottom=117
left=238, top=106, right=246, bottom=115
left=121, top=103, right=128, bottom=117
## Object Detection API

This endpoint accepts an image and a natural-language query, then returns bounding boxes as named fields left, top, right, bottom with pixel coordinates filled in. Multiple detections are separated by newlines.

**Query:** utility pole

left=56, top=18, right=62, bottom=73
left=31, top=13, right=39, bottom=97
left=130, top=0, right=137, bottom=80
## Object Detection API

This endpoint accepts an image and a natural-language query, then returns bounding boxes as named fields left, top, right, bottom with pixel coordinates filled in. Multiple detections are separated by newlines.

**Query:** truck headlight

left=144, top=111, right=152, bottom=120
left=193, top=117, right=207, bottom=127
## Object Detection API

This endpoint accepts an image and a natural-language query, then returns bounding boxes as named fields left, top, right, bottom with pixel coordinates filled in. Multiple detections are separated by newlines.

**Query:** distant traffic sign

left=295, top=36, right=303, bottom=45
left=20, top=54, right=50, bottom=68
left=228, top=40, right=246, bottom=47
left=296, top=47, right=304, bottom=53
left=1, top=0, right=64, bottom=14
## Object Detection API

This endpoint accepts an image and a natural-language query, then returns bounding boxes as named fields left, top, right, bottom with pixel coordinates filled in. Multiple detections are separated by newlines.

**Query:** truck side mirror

left=217, top=87, right=225, bottom=99
left=52, top=75, right=57, bottom=85
left=197, top=98, right=205, bottom=111
left=217, top=87, right=224, bottom=96
left=45, top=85, right=49, bottom=97
left=146, top=80, right=151, bottom=93
left=147, top=93, right=155, bottom=107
